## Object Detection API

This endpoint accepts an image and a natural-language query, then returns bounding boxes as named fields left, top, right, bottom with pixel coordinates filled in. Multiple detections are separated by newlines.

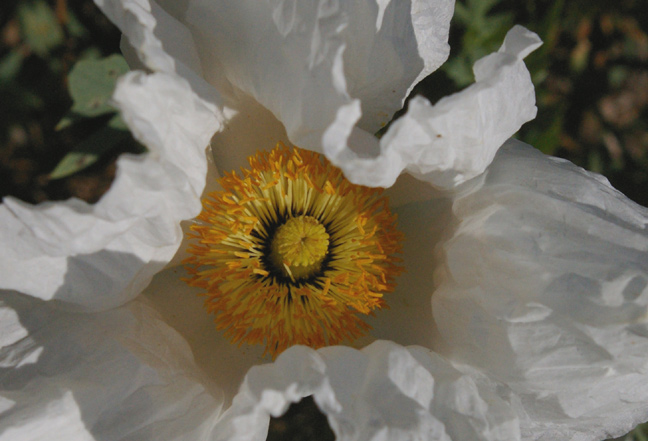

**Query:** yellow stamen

left=183, top=142, right=403, bottom=358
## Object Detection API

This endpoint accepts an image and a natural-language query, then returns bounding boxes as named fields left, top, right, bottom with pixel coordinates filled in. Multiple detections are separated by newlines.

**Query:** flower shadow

left=366, top=176, right=457, bottom=350
left=49, top=249, right=168, bottom=311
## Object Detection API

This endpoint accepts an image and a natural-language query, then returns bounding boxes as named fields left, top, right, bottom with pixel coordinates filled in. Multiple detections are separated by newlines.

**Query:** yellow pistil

left=269, top=215, right=329, bottom=281
left=184, top=142, right=403, bottom=357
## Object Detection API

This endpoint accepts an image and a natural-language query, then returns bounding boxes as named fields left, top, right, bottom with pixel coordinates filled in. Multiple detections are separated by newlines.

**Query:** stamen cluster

left=184, top=143, right=403, bottom=357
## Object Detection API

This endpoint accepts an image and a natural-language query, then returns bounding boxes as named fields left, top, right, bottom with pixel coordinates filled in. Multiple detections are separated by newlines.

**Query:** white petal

left=94, top=0, right=209, bottom=95
left=365, top=180, right=453, bottom=348
left=0, top=292, right=222, bottom=441
left=217, top=341, right=520, bottom=441
left=0, top=72, right=220, bottom=311
left=329, top=25, right=542, bottom=189
left=97, top=0, right=290, bottom=189
left=209, top=93, right=290, bottom=178
left=141, top=265, right=270, bottom=405
left=341, top=0, right=455, bottom=130
left=432, top=139, right=648, bottom=440
left=408, top=0, right=456, bottom=90
left=182, top=0, right=452, bottom=144
left=95, top=0, right=453, bottom=189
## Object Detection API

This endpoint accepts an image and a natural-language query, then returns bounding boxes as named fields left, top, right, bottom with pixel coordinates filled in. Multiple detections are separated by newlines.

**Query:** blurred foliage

left=0, top=0, right=141, bottom=203
left=17, top=0, right=65, bottom=57
left=51, top=54, right=133, bottom=179
left=442, top=0, right=514, bottom=87
left=612, top=423, right=648, bottom=441
left=517, top=0, right=648, bottom=207
left=424, top=0, right=648, bottom=206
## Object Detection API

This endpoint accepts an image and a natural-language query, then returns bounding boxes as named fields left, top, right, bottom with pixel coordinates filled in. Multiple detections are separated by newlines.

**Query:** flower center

left=269, top=215, right=329, bottom=281
left=183, top=143, right=403, bottom=357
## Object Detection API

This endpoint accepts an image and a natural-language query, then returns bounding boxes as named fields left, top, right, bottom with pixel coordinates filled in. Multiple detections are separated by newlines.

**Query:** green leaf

left=65, top=10, right=89, bottom=39
left=442, top=56, right=475, bottom=87
left=68, top=54, right=129, bottom=118
left=107, top=113, right=129, bottom=131
left=522, top=106, right=565, bottom=155
left=49, top=124, right=131, bottom=180
left=445, top=0, right=512, bottom=89
left=17, top=0, right=64, bottom=57
left=608, top=65, right=629, bottom=89
left=80, top=47, right=102, bottom=60
left=636, top=423, right=648, bottom=441
left=587, top=150, right=603, bottom=174
left=452, top=2, right=471, bottom=24
left=468, top=0, right=501, bottom=17
left=1, top=84, right=44, bottom=111
left=55, top=111, right=87, bottom=131
left=0, top=50, right=24, bottom=82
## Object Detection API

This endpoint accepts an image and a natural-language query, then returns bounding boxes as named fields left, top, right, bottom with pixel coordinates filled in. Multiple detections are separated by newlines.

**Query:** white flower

left=1, top=1, right=648, bottom=441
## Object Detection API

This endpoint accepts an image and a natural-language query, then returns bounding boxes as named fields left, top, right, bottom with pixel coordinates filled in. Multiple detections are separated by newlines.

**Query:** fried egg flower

left=1, top=1, right=648, bottom=441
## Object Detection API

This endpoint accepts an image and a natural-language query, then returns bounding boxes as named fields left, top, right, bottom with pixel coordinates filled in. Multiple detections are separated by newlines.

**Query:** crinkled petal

left=95, top=0, right=454, bottom=189
left=215, top=341, right=520, bottom=441
left=432, top=139, right=648, bottom=440
left=0, top=72, right=220, bottom=311
left=182, top=0, right=453, bottom=144
left=328, top=25, right=542, bottom=189
left=94, top=0, right=218, bottom=104
left=97, top=0, right=297, bottom=179
left=0, top=292, right=222, bottom=440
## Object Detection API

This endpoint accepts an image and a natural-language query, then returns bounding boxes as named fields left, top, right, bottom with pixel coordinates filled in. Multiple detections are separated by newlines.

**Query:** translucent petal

left=432, top=140, right=648, bottom=440
left=0, top=72, right=220, bottom=310
left=182, top=0, right=453, bottom=144
left=366, top=179, right=453, bottom=348
left=217, top=341, right=520, bottom=441
left=328, top=25, right=542, bottom=189
left=0, top=292, right=223, bottom=441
